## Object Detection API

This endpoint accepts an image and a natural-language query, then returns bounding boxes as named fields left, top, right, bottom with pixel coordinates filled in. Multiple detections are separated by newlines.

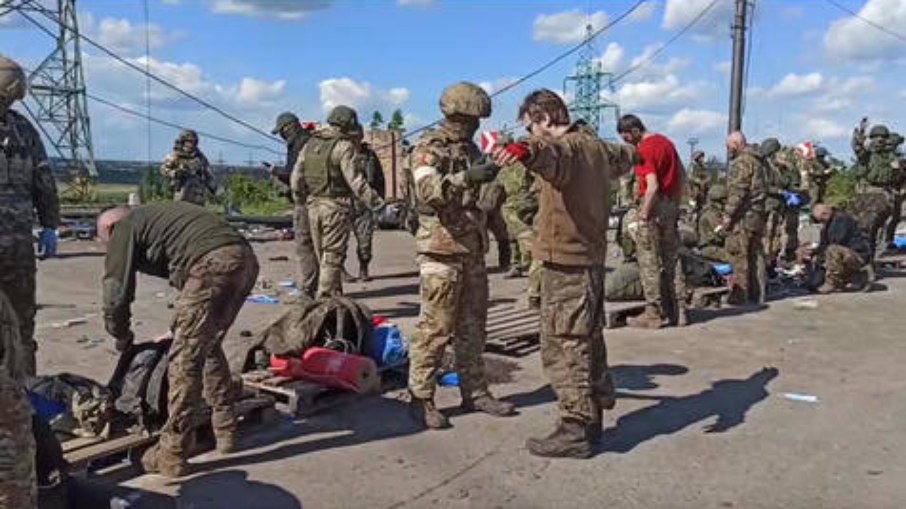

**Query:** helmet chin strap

left=441, top=117, right=479, bottom=141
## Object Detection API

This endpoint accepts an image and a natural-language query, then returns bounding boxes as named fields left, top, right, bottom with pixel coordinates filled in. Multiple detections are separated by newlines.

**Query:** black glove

left=464, top=160, right=501, bottom=184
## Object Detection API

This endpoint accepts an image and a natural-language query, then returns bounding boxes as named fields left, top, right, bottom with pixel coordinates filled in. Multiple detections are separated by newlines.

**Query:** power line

left=16, top=0, right=281, bottom=145
left=824, top=0, right=906, bottom=44
left=86, top=93, right=283, bottom=156
left=142, top=0, right=152, bottom=168
left=612, top=0, right=723, bottom=84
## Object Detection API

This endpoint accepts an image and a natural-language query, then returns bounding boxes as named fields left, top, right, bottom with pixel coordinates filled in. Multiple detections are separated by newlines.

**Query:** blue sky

left=2, top=0, right=905, bottom=165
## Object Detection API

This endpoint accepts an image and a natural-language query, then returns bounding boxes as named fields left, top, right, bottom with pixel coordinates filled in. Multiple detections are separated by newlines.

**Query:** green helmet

left=439, top=82, right=491, bottom=118
left=814, top=146, right=829, bottom=158
left=327, top=105, right=360, bottom=131
left=708, top=183, right=728, bottom=202
left=869, top=124, right=889, bottom=138
left=760, top=137, right=781, bottom=157
left=0, top=55, right=28, bottom=112
left=271, top=111, right=299, bottom=135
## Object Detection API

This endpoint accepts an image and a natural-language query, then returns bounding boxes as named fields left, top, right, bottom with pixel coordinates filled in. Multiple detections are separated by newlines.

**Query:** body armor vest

left=303, top=136, right=352, bottom=198
left=0, top=113, right=36, bottom=222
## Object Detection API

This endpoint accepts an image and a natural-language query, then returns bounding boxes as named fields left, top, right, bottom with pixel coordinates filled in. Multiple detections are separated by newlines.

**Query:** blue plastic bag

left=438, top=372, right=460, bottom=387
left=38, top=228, right=58, bottom=258
left=367, top=324, right=408, bottom=367
left=713, top=263, right=733, bottom=276
left=246, top=294, right=279, bottom=304
left=28, top=390, right=66, bottom=422
left=781, top=190, right=807, bottom=208
left=894, top=235, right=906, bottom=250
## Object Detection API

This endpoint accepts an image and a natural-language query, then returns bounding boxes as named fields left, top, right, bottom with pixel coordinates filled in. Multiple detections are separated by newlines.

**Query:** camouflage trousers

left=540, top=263, right=610, bottom=426
left=352, top=201, right=375, bottom=265
left=824, top=245, right=866, bottom=288
left=156, top=244, right=258, bottom=468
left=0, top=261, right=36, bottom=377
left=502, top=205, right=540, bottom=298
left=700, top=245, right=730, bottom=263
left=852, top=191, right=893, bottom=256
left=782, top=207, right=801, bottom=260
left=763, top=209, right=784, bottom=262
left=885, top=190, right=903, bottom=246
left=409, top=252, right=490, bottom=400
left=0, top=290, right=35, bottom=509
left=634, top=199, right=680, bottom=318
left=605, top=262, right=644, bottom=302
left=308, top=198, right=353, bottom=299
left=485, top=206, right=511, bottom=269
left=293, top=203, right=319, bottom=299
left=727, top=220, right=766, bottom=305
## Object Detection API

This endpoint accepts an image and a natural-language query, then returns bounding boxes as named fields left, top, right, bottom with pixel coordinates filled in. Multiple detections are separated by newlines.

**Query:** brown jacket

left=523, top=124, right=636, bottom=266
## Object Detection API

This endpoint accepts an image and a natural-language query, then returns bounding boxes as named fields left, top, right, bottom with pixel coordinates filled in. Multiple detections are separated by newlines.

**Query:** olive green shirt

left=102, top=201, right=247, bottom=338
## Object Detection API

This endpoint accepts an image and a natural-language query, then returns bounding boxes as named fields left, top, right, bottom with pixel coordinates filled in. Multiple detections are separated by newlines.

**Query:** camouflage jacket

left=409, top=125, right=485, bottom=255
left=688, top=161, right=713, bottom=198
left=499, top=162, right=538, bottom=220
left=697, top=204, right=726, bottom=250
left=160, top=148, right=213, bottom=192
left=725, top=147, right=768, bottom=230
left=1, top=110, right=60, bottom=262
left=292, top=126, right=382, bottom=209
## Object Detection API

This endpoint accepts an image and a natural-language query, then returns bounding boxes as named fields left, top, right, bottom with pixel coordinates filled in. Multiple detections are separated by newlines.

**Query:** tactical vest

left=866, top=150, right=902, bottom=188
left=304, top=136, right=352, bottom=199
left=410, top=129, right=478, bottom=215
left=0, top=113, right=36, bottom=221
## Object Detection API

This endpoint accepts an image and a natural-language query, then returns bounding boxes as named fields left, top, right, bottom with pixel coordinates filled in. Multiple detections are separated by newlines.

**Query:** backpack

left=26, top=374, right=115, bottom=438
left=107, top=340, right=171, bottom=432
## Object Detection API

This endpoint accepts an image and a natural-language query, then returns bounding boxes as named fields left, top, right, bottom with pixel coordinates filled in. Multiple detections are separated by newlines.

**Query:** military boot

left=409, top=396, right=451, bottom=429
left=586, top=402, right=603, bottom=444
left=526, top=420, right=592, bottom=459
left=359, top=261, right=372, bottom=282
left=503, top=266, right=524, bottom=279
left=527, top=295, right=541, bottom=311
left=215, top=430, right=238, bottom=454
left=627, top=305, right=668, bottom=329
left=816, top=281, right=842, bottom=294
left=140, top=444, right=190, bottom=478
left=461, top=393, right=516, bottom=417
left=343, top=268, right=358, bottom=283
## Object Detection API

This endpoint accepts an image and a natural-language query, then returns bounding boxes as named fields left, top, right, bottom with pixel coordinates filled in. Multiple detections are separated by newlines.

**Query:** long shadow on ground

left=600, top=366, right=779, bottom=455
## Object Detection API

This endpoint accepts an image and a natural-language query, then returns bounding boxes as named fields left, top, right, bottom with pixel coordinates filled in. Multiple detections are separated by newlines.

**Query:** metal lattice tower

left=1, top=0, right=97, bottom=180
left=563, top=24, right=619, bottom=135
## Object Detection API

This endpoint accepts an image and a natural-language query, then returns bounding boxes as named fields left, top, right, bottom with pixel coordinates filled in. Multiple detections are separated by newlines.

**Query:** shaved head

left=97, top=206, right=131, bottom=244
left=726, top=131, right=747, bottom=157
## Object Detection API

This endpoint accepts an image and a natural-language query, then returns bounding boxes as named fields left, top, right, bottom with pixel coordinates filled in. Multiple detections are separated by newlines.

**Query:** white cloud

left=607, top=74, right=706, bottom=113
left=811, top=75, right=874, bottom=113
left=533, top=10, right=609, bottom=44
left=751, top=72, right=824, bottom=99
left=599, top=42, right=624, bottom=71
left=397, top=0, right=434, bottom=6
left=318, top=78, right=409, bottom=112
left=386, top=87, right=410, bottom=105
left=623, top=43, right=691, bottom=80
left=628, top=1, right=658, bottom=23
left=824, top=0, right=906, bottom=61
left=802, top=118, right=847, bottom=140
left=662, top=0, right=734, bottom=41
left=162, top=0, right=181, bottom=4
left=713, top=60, right=731, bottom=75
left=209, top=0, right=331, bottom=20
left=87, top=17, right=180, bottom=55
left=667, top=108, right=726, bottom=135
left=478, top=77, right=518, bottom=95
left=234, top=78, right=286, bottom=104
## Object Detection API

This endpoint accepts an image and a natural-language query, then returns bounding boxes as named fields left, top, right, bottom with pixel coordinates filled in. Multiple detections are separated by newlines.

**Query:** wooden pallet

left=62, top=395, right=277, bottom=473
left=876, top=253, right=906, bottom=269
left=485, top=305, right=540, bottom=356
left=241, top=370, right=380, bottom=416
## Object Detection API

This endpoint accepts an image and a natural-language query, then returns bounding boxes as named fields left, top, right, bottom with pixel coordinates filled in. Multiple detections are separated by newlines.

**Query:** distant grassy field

left=59, top=182, right=137, bottom=204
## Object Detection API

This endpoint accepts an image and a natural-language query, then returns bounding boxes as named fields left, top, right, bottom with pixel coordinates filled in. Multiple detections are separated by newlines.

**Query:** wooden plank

left=66, top=433, right=156, bottom=468
left=61, top=436, right=108, bottom=454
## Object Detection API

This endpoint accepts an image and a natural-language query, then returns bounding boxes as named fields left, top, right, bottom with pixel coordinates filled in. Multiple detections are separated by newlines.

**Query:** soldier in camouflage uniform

left=499, top=162, right=542, bottom=305
left=773, top=144, right=806, bottom=261
left=350, top=134, right=386, bottom=282
left=759, top=138, right=786, bottom=265
left=98, top=202, right=259, bottom=478
left=688, top=150, right=713, bottom=225
left=494, top=89, right=635, bottom=458
left=697, top=184, right=730, bottom=262
left=807, top=204, right=872, bottom=293
left=808, top=146, right=835, bottom=207
left=292, top=106, right=383, bottom=299
left=269, top=112, right=318, bottom=297
left=722, top=132, right=768, bottom=305
left=407, top=82, right=515, bottom=429
left=478, top=177, right=512, bottom=271
left=0, top=55, right=60, bottom=377
left=851, top=119, right=905, bottom=255
left=160, top=129, right=215, bottom=206
left=0, top=288, right=35, bottom=509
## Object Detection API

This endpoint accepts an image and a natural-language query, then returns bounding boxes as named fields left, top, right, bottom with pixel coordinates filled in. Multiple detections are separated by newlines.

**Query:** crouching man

left=805, top=203, right=872, bottom=293
left=494, top=89, right=635, bottom=458
left=98, top=202, right=259, bottom=477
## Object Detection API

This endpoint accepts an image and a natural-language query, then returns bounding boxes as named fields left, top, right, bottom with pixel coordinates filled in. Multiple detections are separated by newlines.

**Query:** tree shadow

left=599, top=367, right=779, bottom=455
left=175, top=470, right=303, bottom=509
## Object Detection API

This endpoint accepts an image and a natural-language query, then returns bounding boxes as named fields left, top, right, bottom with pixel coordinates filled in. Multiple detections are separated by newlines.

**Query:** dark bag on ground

left=107, top=339, right=172, bottom=432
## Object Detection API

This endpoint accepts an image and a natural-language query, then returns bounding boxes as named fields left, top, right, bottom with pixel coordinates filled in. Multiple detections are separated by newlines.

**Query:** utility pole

left=728, top=0, right=748, bottom=134
left=687, top=137, right=699, bottom=159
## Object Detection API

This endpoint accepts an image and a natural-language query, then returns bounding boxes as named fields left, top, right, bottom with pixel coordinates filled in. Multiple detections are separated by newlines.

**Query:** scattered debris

left=793, top=299, right=819, bottom=310
left=52, top=317, right=88, bottom=328
left=269, top=255, right=290, bottom=262
left=154, top=292, right=166, bottom=299
left=279, top=279, right=296, bottom=288
left=783, top=392, right=819, bottom=403
left=247, top=295, right=280, bottom=304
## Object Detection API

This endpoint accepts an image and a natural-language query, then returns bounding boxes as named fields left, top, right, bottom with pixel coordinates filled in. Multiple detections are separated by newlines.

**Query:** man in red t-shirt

left=617, top=114, right=684, bottom=328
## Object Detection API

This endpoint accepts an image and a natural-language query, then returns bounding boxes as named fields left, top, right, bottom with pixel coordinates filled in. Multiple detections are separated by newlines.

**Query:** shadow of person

left=691, top=304, right=769, bottom=324
left=610, top=363, right=689, bottom=391
left=600, top=367, right=779, bottom=455
left=175, top=470, right=302, bottom=509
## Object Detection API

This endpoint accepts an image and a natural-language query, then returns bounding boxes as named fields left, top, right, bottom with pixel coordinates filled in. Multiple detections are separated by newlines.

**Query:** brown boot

left=140, top=444, right=190, bottom=478
left=627, top=305, right=667, bottom=329
left=597, top=372, right=616, bottom=411
left=461, top=394, right=516, bottom=417
left=409, top=395, right=451, bottom=429
left=215, top=430, right=238, bottom=454
left=526, top=420, right=592, bottom=459
left=816, top=281, right=841, bottom=294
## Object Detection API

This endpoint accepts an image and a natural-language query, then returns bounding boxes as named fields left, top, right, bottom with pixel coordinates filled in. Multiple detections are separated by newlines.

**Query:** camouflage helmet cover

left=708, top=183, right=729, bottom=201
left=869, top=124, right=889, bottom=138
left=272, top=111, right=300, bottom=134
left=0, top=55, right=28, bottom=106
left=760, top=137, right=781, bottom=157
left=439, top=81, right=491, bottom=118
left=327, top=105, right=360, bottom=131
left=178, top=129, right=198, bottom=142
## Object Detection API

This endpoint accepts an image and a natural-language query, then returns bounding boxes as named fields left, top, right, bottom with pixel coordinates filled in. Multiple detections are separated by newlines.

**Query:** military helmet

left=177, top=129, right=198, bottom=142
left=760, top=137, right=781, bottom=157
left=814, top=146, right=829, bottom=158
left=327, top=105, right=360, bottom=131
left=0, top=55, right=28, bottom=105
left=869, top=124, right=889, bottom=138
left=708, top=183, right=728, bottom=201
left=271, top=111, right=299, bottom=134
left=692, top=150, right=705, bottom=161
left=439, top=82, right=491, bottom=119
